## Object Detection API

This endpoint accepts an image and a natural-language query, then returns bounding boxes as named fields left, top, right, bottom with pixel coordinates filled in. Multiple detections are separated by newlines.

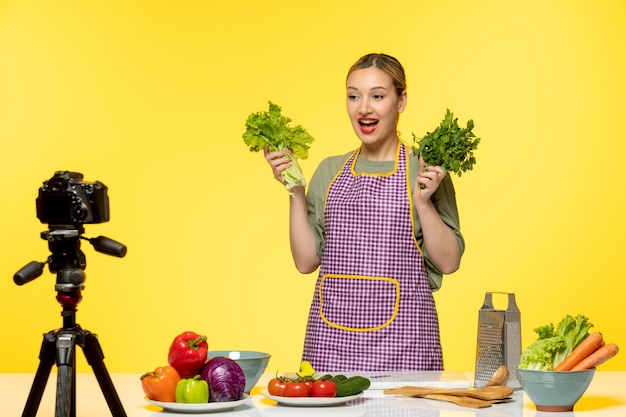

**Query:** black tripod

left=15, top=227, right=128, bottom=417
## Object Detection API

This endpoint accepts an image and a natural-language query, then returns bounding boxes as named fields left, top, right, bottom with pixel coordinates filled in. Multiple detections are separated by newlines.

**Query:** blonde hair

left=347, top=53, right=407, bottom=97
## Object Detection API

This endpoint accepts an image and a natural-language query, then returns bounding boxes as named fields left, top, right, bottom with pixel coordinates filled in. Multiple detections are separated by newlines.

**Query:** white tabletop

left=1, top=371, right=625, bottom=416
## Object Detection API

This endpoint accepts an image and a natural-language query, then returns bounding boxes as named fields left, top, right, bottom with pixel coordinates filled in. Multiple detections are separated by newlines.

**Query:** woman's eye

left=372, top=94, right=384, bottom=100
left=347, top=94, right=359, bottom=100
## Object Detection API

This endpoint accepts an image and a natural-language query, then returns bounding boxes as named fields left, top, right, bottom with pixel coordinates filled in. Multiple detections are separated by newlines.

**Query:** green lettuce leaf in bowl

left=519, top=314, right=594, bottom=371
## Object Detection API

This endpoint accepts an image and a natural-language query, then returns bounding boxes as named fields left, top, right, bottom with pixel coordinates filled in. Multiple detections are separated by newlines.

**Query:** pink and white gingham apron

left=302, top=143, right=443, bottom=371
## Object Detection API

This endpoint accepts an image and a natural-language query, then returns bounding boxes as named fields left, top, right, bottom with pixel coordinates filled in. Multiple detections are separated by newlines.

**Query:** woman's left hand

left=414, top=157, right=446, bottom=202
left=412, top=157, right=460, bottom=274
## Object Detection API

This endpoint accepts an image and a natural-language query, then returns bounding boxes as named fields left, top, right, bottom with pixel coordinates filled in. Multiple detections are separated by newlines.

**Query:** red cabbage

left=199, top=356, right=245, bottom=402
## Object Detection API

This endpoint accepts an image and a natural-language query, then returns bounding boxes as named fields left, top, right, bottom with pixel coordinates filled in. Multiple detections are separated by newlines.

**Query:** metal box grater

left=474, top=292, right=521, bottom=388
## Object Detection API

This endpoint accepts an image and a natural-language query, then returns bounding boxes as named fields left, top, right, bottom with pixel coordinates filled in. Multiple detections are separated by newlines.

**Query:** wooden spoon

left=421, top=394, right=493, bottom=408
left=486, top=365, right=510, bottom=387
left=383, top=385, right=513, bottom=401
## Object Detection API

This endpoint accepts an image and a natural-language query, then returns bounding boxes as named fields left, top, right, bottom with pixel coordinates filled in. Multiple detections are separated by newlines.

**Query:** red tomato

left=284, top=381, right=310, bottom=397
left=267, top=378, right=287, bottom=396
left=311, top=380, right=337, bottom=397
left=304, top=380, right=314, bottom=390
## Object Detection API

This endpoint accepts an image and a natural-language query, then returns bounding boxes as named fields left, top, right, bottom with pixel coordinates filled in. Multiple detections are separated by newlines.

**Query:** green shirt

left=306, top=147, right=465, bottom=291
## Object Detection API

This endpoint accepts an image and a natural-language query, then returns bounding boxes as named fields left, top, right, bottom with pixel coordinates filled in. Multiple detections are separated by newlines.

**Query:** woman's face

left=346, top=66, right=406, bottom=149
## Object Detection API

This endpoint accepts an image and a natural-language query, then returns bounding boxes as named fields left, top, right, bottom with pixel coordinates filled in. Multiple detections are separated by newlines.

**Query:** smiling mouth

left=359, top=118, right=378, bottom=134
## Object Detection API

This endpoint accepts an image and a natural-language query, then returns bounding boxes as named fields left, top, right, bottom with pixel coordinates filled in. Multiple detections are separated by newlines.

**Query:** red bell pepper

left=167, top=331, right=208, bottom=378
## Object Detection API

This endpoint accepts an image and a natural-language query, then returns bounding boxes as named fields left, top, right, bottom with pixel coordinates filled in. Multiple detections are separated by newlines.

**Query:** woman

left=264, top=53, right=464, bottom=371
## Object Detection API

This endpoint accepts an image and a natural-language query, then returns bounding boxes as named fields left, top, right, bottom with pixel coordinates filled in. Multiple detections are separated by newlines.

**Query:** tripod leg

left=21, top=332, right=57, bottom=417
left=81, top=330, right=127, bottom=417
left=55, top=331, right=77, bottom=417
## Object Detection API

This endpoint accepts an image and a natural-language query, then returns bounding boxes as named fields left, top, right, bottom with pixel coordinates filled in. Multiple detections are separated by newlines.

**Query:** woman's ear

left=398, top=91, right=407, bottom=113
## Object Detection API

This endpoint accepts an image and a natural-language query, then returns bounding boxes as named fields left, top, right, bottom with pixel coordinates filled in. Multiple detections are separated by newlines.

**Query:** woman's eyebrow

left=347, top=86, right=389, bottom=91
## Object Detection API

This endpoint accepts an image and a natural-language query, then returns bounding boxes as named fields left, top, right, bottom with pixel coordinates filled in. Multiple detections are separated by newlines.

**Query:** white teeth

left=360, top=120, right=377, bottom=125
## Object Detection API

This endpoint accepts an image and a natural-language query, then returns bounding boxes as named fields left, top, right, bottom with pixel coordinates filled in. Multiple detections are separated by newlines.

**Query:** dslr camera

left=36, top=171, right=110, bottom=226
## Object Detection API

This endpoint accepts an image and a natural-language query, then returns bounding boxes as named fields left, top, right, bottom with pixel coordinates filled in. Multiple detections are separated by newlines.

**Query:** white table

left=2, top=372, right=625, bottom=416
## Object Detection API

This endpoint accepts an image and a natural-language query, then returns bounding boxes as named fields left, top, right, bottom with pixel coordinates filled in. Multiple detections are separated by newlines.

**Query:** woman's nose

left=358, top=98, right=371, bottom=114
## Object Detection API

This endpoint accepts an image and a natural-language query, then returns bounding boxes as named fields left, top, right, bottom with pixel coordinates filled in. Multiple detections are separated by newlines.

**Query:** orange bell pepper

left=141, top=365, right=181, bottom=402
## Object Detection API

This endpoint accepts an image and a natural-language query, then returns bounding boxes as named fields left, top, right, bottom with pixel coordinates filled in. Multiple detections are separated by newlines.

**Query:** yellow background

left=1, top=0, right=625, bottom=375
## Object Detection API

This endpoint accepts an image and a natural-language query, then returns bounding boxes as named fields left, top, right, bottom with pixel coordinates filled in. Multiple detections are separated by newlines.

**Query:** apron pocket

left=319, top=274, right=400, bottom=332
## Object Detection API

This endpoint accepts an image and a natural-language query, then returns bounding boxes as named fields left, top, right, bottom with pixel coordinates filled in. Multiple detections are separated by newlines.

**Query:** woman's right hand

left=264, top=148, right=317, bottom=272
left=264, top=147, right=292, bottom=185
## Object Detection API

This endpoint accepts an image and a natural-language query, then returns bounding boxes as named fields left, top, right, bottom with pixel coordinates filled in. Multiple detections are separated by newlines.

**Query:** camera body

left=36, top=171, right=110, bottom=226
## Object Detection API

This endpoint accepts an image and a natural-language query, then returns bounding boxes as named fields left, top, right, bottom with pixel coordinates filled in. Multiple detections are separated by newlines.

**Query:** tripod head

left=14, top=226, right=127, bottom=294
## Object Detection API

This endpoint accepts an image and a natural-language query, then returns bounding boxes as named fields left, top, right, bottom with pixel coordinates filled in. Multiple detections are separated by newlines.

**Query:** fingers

left=264, top=146, right=292, bottom=161
left=264, top=148, right=292, bottom=183
left=418, top=157, right=444, bottom=181
left=417, top=164, right=446, bottom=192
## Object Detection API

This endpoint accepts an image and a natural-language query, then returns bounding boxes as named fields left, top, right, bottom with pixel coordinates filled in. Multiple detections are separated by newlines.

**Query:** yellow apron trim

left=350, top=142, right=400, bottom=178
left=404, top=143, right=425, bottom=257
left=322, top=150, right=357, bottom=214
left=319, top=274, right=400, bottom=332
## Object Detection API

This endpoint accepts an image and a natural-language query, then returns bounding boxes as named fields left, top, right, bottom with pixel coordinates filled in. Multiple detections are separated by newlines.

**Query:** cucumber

left=319, top=374, right=333, bottom=381
left=335, top=376, right=371, bottom=397
left=329, top=374, right=347, bottom=384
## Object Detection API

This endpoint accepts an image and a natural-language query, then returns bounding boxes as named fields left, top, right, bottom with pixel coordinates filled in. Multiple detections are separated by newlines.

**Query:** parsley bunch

left=412, top=109, right=480, bottom=176
left=243, top=101, right=315, bottom=195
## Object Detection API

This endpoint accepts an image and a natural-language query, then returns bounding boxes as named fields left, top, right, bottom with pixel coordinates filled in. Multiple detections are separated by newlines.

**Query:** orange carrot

left=554, top=332, right=604, bottom=371
left=571, top=343, right=619, bottom=371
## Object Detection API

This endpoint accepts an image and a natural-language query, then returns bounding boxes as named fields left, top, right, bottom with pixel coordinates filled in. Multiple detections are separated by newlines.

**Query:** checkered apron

left=302, top=143, right=443, bottom=371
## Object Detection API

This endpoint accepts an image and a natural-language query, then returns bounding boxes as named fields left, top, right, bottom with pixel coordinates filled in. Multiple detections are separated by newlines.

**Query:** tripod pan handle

left=14, top=261, right=46, bottom=285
